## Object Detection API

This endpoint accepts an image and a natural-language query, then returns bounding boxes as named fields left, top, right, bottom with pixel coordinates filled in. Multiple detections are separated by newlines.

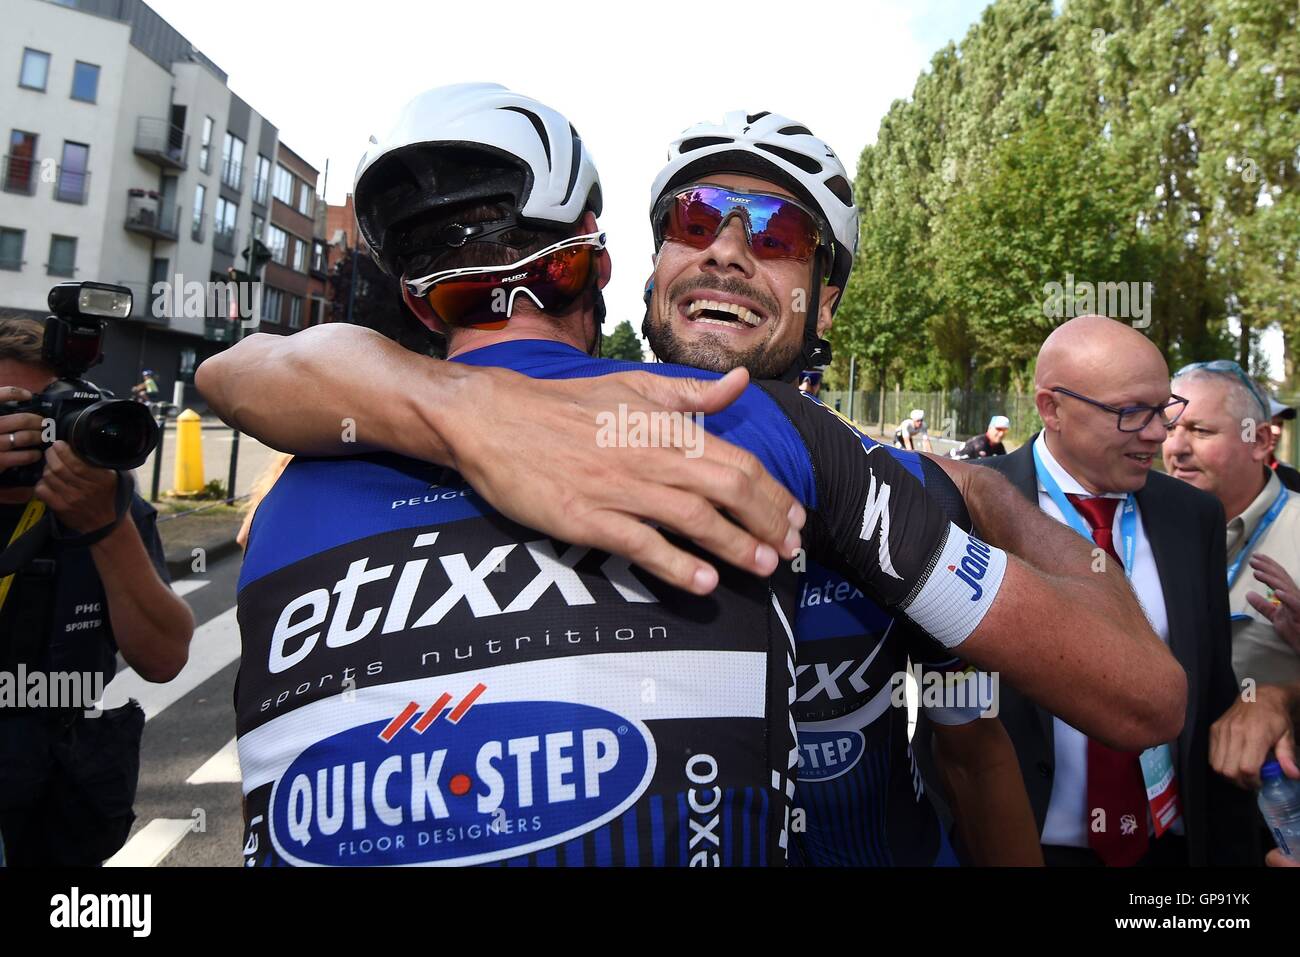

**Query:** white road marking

left=99, top=605, right=241, bottom=720
left=172, top=578, right=210, bottom=597
left=104, top=818, right=195, bottom=867
left=187, top=737, right=242, bottom=785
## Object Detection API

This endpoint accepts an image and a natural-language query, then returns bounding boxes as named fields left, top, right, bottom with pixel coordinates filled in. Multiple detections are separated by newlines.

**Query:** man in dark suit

left=977, top=314, right=1256, bottom=866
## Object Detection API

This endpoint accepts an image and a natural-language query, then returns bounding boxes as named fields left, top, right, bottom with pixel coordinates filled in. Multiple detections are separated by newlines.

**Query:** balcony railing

left=2, top=154, right=38, bottom=196
left=134, top=117, right=189, bottom=170
left=124, top=190, right=179, bottom=241
left=213, top=226, right=236, bottom=255
left=220, top=159, right=243, bottom=192
left=192, top=211, right=205, bottom=243
left=54, top=166, right=91, bottom=204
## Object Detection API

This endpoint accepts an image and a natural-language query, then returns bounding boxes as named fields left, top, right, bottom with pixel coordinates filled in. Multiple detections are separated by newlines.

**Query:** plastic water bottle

left=1258, top=759, right=1300, bottom=861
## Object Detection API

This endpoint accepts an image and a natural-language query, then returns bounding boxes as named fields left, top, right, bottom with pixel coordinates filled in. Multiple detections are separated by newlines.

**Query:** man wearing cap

left=954, top=416, right=1011, bottom=460
left=895, top=409, right=932, bottom=452
left=1267, top=399, right=1300, bottom=492
left=1165, top=361, right=1300, bottom=689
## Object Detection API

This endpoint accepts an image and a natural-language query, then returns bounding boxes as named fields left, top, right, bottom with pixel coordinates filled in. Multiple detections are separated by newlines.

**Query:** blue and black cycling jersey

left=234, top=339, right=1007, bottom=867
left=790, top=445, right=982, bottom=867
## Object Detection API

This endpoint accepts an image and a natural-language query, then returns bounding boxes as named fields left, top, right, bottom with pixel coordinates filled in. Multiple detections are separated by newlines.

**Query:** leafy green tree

left=601, top=319, right=644, bottom=361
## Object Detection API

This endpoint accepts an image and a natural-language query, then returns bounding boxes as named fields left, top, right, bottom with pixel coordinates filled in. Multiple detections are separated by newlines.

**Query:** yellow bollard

left=171, top=408, right=206, bottom=495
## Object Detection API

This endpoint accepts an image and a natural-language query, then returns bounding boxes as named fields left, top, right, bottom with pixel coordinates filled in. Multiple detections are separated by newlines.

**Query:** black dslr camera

left=0, top=281, right=159, bottom=488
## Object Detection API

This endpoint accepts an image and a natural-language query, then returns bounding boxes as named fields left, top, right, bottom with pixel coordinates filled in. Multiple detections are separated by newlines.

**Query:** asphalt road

left=101, top=550, right=245, bottom=867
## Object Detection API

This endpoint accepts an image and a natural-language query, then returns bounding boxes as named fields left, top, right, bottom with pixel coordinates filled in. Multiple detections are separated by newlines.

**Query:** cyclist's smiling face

left=646, top=173, right=826, bottom=379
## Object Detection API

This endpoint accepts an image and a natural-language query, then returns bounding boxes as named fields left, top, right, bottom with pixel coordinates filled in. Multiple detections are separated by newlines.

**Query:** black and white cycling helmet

left=355, top=83, right=602, bottom=276
left=649, top=110, right=858, bottom=296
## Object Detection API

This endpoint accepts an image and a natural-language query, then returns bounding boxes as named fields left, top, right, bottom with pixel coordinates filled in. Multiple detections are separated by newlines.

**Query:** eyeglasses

left=651, top=185, right=829, bottom=267
left=1051, top=386, right=1188, bottom=433
left=404, top=232, right=605, bottom=328
left=1174, top=360, right=1270, bottom=419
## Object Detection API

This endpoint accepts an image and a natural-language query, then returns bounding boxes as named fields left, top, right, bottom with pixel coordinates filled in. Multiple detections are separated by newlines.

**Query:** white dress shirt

left=1032, top=434, right=1178, bottom=847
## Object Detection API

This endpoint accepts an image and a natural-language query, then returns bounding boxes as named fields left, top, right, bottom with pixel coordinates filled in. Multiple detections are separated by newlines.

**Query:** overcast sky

left=145, top=0, right=992, bottom=339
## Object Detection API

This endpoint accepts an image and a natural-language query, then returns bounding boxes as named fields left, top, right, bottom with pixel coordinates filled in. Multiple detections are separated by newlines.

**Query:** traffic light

left=241, top=237, right=272, bottom=275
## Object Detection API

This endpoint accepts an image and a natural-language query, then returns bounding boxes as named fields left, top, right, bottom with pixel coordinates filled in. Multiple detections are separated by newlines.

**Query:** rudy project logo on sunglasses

left=268, top=686, right=657, bottom=865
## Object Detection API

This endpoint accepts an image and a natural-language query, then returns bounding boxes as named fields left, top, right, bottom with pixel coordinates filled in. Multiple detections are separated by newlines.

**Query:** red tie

left=1065, top=493, right=1150, bottom=867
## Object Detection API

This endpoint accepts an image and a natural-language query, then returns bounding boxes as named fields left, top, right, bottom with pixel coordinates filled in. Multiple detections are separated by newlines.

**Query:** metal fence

left=821, top=389, right=1043, bottom=446
left=819, top=388, right=1300, bottom=465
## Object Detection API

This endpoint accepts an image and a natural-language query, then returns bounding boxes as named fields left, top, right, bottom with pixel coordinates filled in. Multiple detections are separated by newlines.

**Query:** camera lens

left=66, top=400, right=159, bottom=470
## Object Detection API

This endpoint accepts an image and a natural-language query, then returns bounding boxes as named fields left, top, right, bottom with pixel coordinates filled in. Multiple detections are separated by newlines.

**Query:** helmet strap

left=588, top=288, right=606, bottom=357
left=782, top=251, right=832, bottom=382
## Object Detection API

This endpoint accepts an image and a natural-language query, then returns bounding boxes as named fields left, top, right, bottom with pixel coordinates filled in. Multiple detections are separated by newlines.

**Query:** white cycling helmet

left=649, top=110, right=858, bottom=294
left=354, top=83, right=602, bottom=276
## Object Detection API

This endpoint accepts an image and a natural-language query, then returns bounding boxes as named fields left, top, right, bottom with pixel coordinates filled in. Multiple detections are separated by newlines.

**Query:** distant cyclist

left=895, top=409, right=932, bottom=452
left=952, top=416, right=1011, bottom=460
left=131, top=368, right=160, bottom=404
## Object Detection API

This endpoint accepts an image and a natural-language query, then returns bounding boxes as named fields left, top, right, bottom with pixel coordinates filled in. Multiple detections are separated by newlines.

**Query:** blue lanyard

left=1032, top=439, right=1137, bottom=578
left=1225, top=482, right=1289, bottom=589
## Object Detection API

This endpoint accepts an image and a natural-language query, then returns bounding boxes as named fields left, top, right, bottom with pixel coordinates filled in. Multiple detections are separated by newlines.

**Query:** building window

left=0, top=228, right=24, bottom=270
left=47, top=235, right=77, bottom=277
left=19, top=49, right=50, bottom=91
left=192, top=183, right=206, bottom=239
left=261, top=286, right=283, bottom=324
left=56, top=141, right=90, bottom=203
left=215, top=196, right=236, bottom=237
left=199, top=116, right=213, bottom=173
left=272, top=164, right=294, bottom=205
left=296, top=181, right=314, bottom=217
left=288, top=296, right=303, bottom=329
left=266, top=225, right=289, bottom=265
left=311, top=240, right=325, bottom=273
left=151, top=257, right=170, bottom=287
left=221, top=132, right=245, bottom=190
left=4, top=130, right=38, bottom=195
left=253, top=154, right=271, bottom=205
left=292, top=237, right=307, bottom=272
left=250, top=214, right=265, bottom=243
left=70, top=61, right=99, bottom=103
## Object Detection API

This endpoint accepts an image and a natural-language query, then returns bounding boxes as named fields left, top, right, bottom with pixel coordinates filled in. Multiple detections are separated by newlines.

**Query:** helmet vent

left=746, top=112, right=771, bottom=123
left=824, top=174, right=853, bottom=206
left=500, top=107, right=551, bottom=170
left=679, top=136, right=733, bottom=152
left=560, top=127, right=584, bottom=206
left=778, top=125, right=812, bottom=136
left=754, top=142, right=822, bottom=174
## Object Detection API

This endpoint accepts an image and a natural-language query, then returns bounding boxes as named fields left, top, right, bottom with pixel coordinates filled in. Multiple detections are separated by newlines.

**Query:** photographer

left=0, top=315, right=193, bottom=867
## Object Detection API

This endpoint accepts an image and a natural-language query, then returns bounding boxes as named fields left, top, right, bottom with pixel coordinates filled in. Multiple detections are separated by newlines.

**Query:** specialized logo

left=269, top=686, right=656, bottom=866
left=796, top=730, right=865, bottom=782
left=859, top=470, right=902, bottom=581
left=947, top=535, right=993, bottom=601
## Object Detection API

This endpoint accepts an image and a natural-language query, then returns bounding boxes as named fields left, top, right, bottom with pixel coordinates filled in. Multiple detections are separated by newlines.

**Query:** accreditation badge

left=1139, top=744, right=1182, bottom=837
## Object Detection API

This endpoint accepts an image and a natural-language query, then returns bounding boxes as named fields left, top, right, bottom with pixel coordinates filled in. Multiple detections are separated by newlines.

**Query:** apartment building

left=0, top=0, right=321, bottom=403
left=260, top=142, right=326, bottom=333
